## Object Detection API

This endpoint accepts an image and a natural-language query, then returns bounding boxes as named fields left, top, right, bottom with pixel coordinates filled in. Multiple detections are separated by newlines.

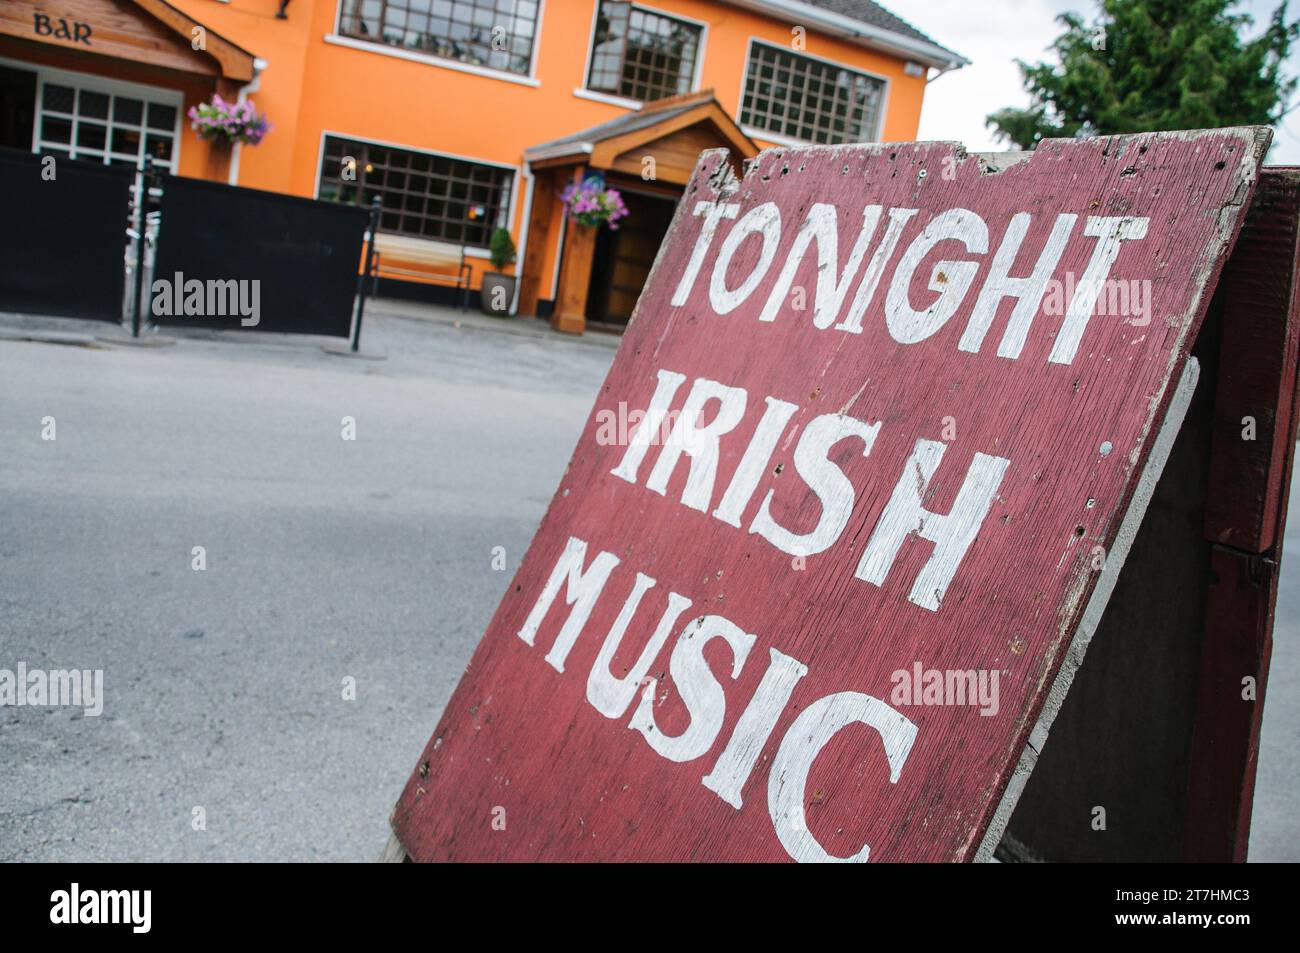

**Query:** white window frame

left=0, top=56, right=184, bottom=171
left=314, top=129, right=520, bottom=257
left=578, top=0, right=707, bottom=108
left=328, top=0, right=546, bottom=89
left=735, top=37, right=890, bottom=147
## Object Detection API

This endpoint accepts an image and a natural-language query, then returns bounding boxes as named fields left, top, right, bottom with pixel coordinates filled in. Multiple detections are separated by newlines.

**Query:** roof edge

left=725, top=0, right=969, bottom=70
left=525, top=141, right=596, bottom=162
left=133, top=0, right=261, bottom=81
left=524, top=92, right=758, bottom=165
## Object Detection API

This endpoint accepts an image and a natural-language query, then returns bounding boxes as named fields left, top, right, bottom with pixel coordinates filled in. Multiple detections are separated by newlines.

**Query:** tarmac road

left=0, top=307, right=615, bottom=861
left=0, top=304, right=1294, bottom=861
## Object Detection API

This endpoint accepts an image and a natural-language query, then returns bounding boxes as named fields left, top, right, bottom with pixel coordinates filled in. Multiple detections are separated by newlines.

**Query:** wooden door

left=587, top=190, right=677, bottom=327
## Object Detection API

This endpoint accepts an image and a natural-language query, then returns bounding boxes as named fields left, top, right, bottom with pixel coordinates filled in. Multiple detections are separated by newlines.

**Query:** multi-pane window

left=740, top=42, right=885, bottom=145
left=35, top=81, right=178, bottom=171
left=318, top=136, right=513, bottom=248
left=587, top=1, right=701, bottom=102
left=338, top=0, right=540, bottom=76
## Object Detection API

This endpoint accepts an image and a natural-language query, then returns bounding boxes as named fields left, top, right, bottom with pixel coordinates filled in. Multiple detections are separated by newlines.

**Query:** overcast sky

left=905, top=0, right=1300, bottom=162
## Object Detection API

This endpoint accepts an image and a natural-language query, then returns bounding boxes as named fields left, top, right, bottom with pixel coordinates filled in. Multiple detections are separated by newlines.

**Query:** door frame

left=585, top=186, right=679, bottom=329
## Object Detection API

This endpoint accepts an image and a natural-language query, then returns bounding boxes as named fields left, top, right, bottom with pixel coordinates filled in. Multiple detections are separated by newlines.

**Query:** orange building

left=0, top=0, right=964, bottom=332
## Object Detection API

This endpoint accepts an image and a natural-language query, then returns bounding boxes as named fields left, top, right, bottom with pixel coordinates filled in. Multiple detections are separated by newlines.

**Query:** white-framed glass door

left=0, top=58, right=186, bottom=175
left=31, top=70, right=183, bottom=173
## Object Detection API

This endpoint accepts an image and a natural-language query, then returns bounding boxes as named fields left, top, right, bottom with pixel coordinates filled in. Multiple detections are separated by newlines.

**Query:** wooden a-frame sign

left=388, top=127, right=1298, bottom=862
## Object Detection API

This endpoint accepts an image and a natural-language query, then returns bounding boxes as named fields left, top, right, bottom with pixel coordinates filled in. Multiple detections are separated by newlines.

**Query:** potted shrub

left=481, top=227, right=517, bottom=316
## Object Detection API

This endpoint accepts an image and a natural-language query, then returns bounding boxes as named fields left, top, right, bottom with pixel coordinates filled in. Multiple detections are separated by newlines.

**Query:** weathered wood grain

left=993, top=169, right=1300, bottom=863
left=0, top=0, right=254, bottom=81
left=996, top=309, right=1218, bottom=861
left=1203, top=169, right=1300, bottom=552
left=393, top=129, right=1270, bottom=862
left=1184, top=546, right=1279, bottom=862
left=1183, top=168, right=1300, bottom=861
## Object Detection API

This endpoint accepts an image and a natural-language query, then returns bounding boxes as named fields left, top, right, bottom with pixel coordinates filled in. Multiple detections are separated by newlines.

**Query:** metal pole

left=351, top=197, right=381, bottom=353
left=130, top=156, right=154, bottom=338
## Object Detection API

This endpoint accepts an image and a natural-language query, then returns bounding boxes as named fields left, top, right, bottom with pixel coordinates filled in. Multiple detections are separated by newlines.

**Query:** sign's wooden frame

left=384, top=134, right=1298, bottom=863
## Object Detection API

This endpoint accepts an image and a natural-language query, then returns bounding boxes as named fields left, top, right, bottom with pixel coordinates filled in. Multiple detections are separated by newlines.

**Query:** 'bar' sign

left=392, top=128, right=1269, bottom=862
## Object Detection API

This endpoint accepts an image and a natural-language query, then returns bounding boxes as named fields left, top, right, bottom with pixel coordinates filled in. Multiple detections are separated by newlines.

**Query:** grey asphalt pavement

left=0, top=304, right=1295, bottom=861
left=0, top=306, right=615, bottom=861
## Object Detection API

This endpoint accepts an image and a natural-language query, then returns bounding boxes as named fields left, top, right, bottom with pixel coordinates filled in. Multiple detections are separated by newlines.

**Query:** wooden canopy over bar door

left=0, top=0, right=258, bottom=92
left=520, top=90, right=758, bottom=334
left=0, top=0, right=260, bottom=181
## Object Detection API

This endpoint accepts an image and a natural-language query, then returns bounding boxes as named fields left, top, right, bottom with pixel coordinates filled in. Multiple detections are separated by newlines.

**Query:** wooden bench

left=367, top=232, right=470, bottom=309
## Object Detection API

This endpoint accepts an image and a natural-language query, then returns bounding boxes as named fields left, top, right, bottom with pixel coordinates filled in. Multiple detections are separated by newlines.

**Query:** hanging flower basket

left=187, top=95, right=271, bottom=146
left=561, top=178, right=629, bottom=230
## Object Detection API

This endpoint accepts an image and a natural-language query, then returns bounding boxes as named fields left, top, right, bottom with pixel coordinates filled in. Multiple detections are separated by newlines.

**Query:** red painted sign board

left=392, top=128, right=1271, bottom=862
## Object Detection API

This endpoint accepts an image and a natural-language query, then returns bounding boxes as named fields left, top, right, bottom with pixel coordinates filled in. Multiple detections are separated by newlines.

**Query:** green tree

left=987, top=0, right=1299, bottom=149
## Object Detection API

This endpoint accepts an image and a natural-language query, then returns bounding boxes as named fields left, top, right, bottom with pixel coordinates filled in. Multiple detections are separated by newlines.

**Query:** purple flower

left=562, top=179, right=630, bottom=230
left=188, top=95, right=270, bottom=146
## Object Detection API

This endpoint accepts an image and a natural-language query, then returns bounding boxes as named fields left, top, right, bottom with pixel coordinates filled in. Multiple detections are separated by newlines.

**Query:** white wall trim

left=330, top=0, right=547, bottom=82
left=322, top=34, right=541, bottom=88
left=513, top=164, right=535, bottom=313
left=741, top=125, right=806, bottom=148
left=531, top=0, right=548, bottom=83
left=550, top=211, right=566, bottom=305
left=572, top=88, right=643, bottom=111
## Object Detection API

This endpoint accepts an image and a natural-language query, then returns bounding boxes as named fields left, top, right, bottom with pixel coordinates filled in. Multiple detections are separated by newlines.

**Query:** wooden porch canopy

left=1, top=0, right=260, bottom=97
left=518, top=90, right=760, bottom=331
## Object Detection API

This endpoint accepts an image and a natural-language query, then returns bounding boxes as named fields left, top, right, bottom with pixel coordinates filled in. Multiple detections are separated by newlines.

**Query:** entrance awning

left=1, top=0, right=260, bottom=91
left=524, top=89, right=758, bottom=186
left=519, top=91, right=760, bottom=331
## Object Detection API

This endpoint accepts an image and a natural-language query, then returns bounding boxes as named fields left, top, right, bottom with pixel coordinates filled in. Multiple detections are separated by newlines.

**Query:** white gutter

left=512, top=164, right=535, bottom=315
left=724, top=0, right=969, bottom=70
left=228, top=57, right=268, bottom=187
left=523, top=141, right=595, bottom=163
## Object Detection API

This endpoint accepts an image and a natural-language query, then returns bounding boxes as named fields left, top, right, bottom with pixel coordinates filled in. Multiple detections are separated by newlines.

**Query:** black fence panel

left=152, top=176, right=369, bottom=337
left=0, top=147, right=132, bottom=322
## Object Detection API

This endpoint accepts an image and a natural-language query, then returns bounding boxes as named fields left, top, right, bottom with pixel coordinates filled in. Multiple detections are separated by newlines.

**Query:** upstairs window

left=318, top=136, right=514, bottom=248
left=587, top=1, right=702, bottom=103
left=740, top=41, right=885, bottom=145
left=338, top=0, right=540, bottom=76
